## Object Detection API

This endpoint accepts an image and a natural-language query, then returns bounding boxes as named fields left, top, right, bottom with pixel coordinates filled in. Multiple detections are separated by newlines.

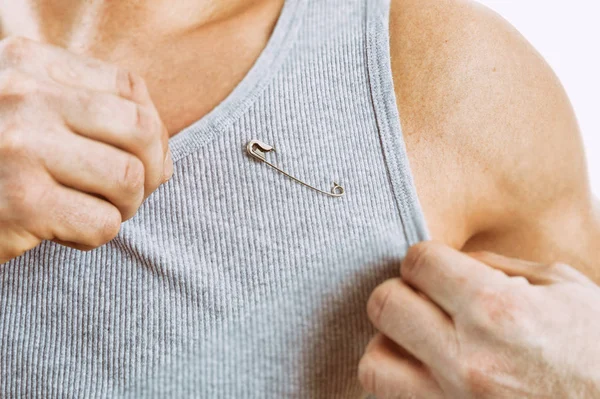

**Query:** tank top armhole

left=365, top=0, right=430, bottom=246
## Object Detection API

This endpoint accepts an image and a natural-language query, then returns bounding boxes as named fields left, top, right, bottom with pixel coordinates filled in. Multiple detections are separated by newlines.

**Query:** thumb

left=468, top=251, right=593, bottom=286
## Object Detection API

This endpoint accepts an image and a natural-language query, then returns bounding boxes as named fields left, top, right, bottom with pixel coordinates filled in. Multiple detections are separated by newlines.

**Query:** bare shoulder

left=389, top=0, right=600, bottom=277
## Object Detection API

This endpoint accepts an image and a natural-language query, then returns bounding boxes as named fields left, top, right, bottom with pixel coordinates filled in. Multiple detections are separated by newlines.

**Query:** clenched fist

left=0, top=36, right=173, bottom=264
left=360, top=242, right=600, bottom=399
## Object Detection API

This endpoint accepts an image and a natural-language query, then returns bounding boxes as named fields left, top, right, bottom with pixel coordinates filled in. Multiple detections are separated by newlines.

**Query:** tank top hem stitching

left=365, top=0, right=430, bottom=245
left=168, top=0, right=307, bottom=164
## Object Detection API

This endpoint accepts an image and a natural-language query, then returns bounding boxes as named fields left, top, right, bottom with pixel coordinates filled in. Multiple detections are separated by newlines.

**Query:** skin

left=0, top=0, right=282, bottom=259
left=359, top=0, right=600, bottom=396
left=359, top=242, right=600, bottom=398
left=390, top=0, right=600, bottom=280
left=0, top=0, right=598, bottom=396
left=0, top=0, right=284, bottom=136
left=0, top=38, right=173, bottom=259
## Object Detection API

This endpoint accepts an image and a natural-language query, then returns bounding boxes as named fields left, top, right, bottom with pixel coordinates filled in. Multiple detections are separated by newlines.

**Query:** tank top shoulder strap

left=365, top=0, right=430, bottom=244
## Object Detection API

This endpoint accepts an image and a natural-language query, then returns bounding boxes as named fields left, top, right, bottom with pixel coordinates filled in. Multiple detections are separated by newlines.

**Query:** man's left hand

left=359, top=242, right=600, bottom=398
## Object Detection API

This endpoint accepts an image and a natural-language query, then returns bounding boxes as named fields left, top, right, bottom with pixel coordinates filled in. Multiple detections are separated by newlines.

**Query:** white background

left=477, top=0, right=600, bottom=197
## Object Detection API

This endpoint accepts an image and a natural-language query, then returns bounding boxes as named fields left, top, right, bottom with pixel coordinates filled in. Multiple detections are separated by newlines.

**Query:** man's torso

left=0, top=1, right=428, bottom=397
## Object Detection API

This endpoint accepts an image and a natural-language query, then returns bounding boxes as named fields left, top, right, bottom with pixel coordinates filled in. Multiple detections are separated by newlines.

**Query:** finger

left=22, top=182, right=122, bottom=248
left=469, top=251, right=594, bottom=287
left=0, top=37, right=170, bottom=171
left=40, top=184, right=123, bottom=248
left=0, top=39, right=172, bottom=187
left=401, top=242, right=506, bottom=315
left=45, top=49, right=170, bottom=161
left=114, top=71, right=170, bottom=158
left=40, top=129, right=145, bottom=220
left=359, top=334, right=444, bottom=399
left=367, top=278, right=455, bottom=367
left=0, top=37, right=146, bottom=103
left=0, top=223, right=41, bottom=263
left=55, top=84, right=170, bottom=196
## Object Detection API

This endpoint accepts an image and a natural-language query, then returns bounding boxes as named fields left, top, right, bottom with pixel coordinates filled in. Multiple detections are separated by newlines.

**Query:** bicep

left=460, top=70, right=600, bottom=281
left=456, top=26, right=600, bottom=281
left=458, top=45, right=600, bottom=282
left=390, top=0, right=600, bottom=281
left=462, top=199, right=600, bottom=284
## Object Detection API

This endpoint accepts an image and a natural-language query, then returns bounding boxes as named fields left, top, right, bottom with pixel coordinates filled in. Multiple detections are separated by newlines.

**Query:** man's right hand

left=0, top=36, right=173, bottom=264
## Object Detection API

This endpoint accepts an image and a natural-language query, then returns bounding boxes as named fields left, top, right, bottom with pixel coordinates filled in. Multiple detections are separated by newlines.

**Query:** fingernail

left=163, top=150, right=174, bottom=181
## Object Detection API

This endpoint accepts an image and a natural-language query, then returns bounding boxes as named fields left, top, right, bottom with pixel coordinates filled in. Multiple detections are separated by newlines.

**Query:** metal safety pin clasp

left=246, top=139, right=345, bottom=198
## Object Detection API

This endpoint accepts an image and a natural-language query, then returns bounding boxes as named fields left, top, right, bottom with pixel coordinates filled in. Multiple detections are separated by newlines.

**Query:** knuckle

left=366, top=280, right=396, bottom=327
left=357, top=354, right=378, bottom=394
left=132, top=105, right=160, bottom=145
left=119, top=193, right=144, bottom=221
left=0, top=36, right=31, bottom=63
left=118, top=69, right=149, bottom=100
left=402, top=241, right=436, bottom=281
left=460, top=356, right=499, bottom=397
left=117, top=155, right=145, bottom=196
left=474, top=286, right=518, bottom=326
left=115, top=68, right=135, bottom=98
left=128, top=71, right=149, bottom=99
left=92, top=211, right=121, bottom=247
left=0, top=122, right=26, bottom=154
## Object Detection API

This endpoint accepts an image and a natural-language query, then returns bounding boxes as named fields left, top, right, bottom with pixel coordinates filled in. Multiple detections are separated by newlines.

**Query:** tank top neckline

left=168, top=0, right=306, bottom=163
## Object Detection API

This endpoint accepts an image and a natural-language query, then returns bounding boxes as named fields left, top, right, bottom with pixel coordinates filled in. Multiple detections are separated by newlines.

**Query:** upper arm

left=390, top=0, right=600, bottom=282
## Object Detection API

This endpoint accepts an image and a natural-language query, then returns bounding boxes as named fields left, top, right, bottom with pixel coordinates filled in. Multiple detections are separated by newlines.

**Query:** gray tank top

left=0, top=0, right=429, bottom=397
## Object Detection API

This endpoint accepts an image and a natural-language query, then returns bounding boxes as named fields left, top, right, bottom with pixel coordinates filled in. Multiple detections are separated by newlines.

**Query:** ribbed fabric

left=0, top=0, right=429, bottom=397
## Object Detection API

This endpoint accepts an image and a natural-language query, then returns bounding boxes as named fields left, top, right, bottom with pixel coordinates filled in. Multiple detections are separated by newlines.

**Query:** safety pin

left=246, top=139, right=345, bottom=198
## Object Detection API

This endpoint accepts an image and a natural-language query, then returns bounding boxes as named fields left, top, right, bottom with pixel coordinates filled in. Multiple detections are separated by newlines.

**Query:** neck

left=0, top=0, right=259, bottom=54
left=0, top=0, right=283, bottom=135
